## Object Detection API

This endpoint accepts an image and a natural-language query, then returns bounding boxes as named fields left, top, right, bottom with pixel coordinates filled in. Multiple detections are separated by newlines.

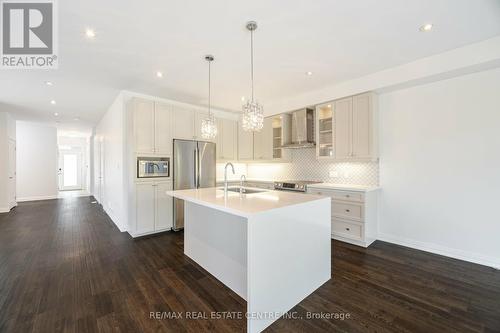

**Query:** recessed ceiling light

left=241, top=96, right=245, bottom=101
left=50, top=100, right=56, bottom=105
left=54, top=112, right=59, bottom=116
left=85, top=28, right=96, bottom=39
left=45, top=81, right=53, bottom=86
left=419, top=23, right=433, bottom=32
left=327, top=104, right=331, bottom=108
left=156, top=71, right=163, bottom=78
left=306, top=71, right=313, bottom=76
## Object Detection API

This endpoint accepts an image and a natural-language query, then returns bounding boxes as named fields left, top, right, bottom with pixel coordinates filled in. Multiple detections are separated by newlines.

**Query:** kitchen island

left=167, top=187, right=331, bottom=333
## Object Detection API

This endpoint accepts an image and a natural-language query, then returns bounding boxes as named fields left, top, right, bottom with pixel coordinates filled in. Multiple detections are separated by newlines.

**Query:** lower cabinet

left=135, top=180, right=173, bottom=236
left=307, top=187, right=378, bottom=247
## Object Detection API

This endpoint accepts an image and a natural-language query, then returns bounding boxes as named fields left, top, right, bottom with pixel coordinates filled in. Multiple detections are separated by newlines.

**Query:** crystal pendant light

left=201, top=55, right=218, bottom=139
left=242, top=21, right=264, bottom=132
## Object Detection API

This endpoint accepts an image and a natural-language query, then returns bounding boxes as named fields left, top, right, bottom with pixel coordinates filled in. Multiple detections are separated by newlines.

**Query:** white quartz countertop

left=166, top=187, right=328, bottom=218
left=307, top=183, right=380, bottom=192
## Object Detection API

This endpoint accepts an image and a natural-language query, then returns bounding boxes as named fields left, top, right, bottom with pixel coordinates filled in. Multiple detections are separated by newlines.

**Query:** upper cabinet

left=216, top=118, right=238, bottom=161
left=155, top=103, right=173, bottom=155
left=133, top=99, right=155, bottom=154
left=172, top=106, right=195, bottom=140
left=253, top=117, right=273, bottom=161
left=238, top=124, right=254, bottom=161
left=316, top=103, right=334, bottom=158
left=352, top=93, right=377, bottom=159
left=131, top=98, right=238, bottom=158
left=334, top=97, right=352, bottom=159
left=315, top=92, right=378, bottom=161
left=236, top=114, right=291, bottom=162
left=270, top=114, right=291, bottom=161
left=132, top=98, right=172, bottom=155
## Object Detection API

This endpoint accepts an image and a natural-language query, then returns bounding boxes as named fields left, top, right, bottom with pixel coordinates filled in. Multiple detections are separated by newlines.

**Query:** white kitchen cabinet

left=155, top=103, right=173, bottom=155
left=155, top=181, right=174, bottom=230
left=307, top=186, right=378, bottom=248
left=216, top=118, right=238, bottom=161
left=238, top=125, right=254, bottom=160
left=253, top=117, right=273, bottom=161
left=270, top=114, right=291, bottom=162
left=334, top=97, right=352, bottom=159
left=135, top=182, right=156, bottom=234
left=316, top=103, right=334, bottom=158
left=134, top=180, right=173, bottom=236
left=352, top=93, right=377, bottom=159
left=133, top=99, right=155, bottom=154
left=319, top=92, right=378, bottom=161
left=172, top=106, right=195, bottom=140
left=132, top=99, right=173, bottom=155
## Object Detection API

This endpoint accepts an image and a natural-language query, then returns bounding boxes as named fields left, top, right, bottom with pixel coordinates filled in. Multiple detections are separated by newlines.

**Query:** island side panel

left=246, top=198, right=331, bottom=333
left=184, top=201, right=248, bottom=300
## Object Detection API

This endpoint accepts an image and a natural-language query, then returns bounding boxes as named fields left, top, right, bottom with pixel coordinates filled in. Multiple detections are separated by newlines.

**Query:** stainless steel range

left=274, top=180, right=322, bottom=192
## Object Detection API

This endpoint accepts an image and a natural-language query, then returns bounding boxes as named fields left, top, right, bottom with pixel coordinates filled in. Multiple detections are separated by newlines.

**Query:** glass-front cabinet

left=316, top=103, right=334, bottom=158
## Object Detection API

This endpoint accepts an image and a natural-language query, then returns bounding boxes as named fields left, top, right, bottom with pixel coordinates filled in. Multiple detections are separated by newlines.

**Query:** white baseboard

left=378, top=233, right=500, bottom=269
left=17, top=195, right=58, bottom=202
left=129, top=227, right=172, bottom=238
left=0, top=207, right=10, bottom=213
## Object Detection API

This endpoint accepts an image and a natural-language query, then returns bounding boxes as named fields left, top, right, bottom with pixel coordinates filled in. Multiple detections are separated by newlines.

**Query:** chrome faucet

left=224, top=162, right=235, bottom=193
left=240, top=175, right=247, bottom=194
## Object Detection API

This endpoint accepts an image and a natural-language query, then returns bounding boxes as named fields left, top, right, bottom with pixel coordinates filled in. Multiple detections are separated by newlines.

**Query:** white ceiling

left=1, top=0, right=500, bottom=130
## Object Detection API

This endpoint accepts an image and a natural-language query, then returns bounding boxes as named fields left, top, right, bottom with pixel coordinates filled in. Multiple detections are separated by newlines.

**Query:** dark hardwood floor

left=0, top=197, right=499, bottom=333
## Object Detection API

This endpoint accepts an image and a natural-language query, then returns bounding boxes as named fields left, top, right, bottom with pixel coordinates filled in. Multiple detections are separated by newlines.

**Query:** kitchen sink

left=221, top=187, right=268, bottom=194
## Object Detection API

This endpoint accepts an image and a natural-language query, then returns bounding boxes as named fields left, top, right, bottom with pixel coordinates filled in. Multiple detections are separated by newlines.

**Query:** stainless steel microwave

left=137, top=157, right=170, bottom=178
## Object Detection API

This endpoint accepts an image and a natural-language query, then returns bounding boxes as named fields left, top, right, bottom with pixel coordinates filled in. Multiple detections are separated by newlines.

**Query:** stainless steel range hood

left=280, top=108, right=315, bottom=149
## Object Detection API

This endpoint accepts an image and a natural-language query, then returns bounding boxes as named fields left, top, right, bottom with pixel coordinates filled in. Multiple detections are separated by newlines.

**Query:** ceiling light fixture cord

left=208, top=57, right=211, bottom=116
left=250, top=27, right=254, bottom=102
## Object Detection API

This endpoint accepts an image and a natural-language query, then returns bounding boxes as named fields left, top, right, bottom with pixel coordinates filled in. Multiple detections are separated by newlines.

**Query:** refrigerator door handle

left=194, top=149, right=198, bottom=188
left=196, top=146, right=200, bottom=188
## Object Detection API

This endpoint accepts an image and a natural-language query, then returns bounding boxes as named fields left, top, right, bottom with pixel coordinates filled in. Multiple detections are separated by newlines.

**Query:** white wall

left=378, top=67, right=500, bottom=268
left=16, top=121, right=58, bottom=201
left=94, top=93, right=127, bottom=231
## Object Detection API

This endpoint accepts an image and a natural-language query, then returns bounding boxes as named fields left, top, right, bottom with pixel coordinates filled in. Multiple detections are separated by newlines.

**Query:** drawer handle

left=346, top=195, right=350, bottom=198
left=346, top=228, right=350, bottom=231
left=345, top=209, right=350, bottom=213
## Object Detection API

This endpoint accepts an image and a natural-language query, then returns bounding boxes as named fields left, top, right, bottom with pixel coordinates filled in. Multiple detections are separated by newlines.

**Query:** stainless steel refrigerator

left=172, top=139, right=216, bottom=231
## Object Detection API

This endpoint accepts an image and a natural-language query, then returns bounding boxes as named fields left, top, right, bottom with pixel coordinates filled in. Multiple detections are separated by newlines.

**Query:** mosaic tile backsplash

left=217, top=148, right=379, bottom=186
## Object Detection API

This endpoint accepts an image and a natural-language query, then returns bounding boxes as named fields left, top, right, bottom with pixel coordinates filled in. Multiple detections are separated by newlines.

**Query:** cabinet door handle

left=345, top=209, right=350, bottom=213
left=346, top=228, right=350, bottom=231
left=346, top=195, right=350, bottom=198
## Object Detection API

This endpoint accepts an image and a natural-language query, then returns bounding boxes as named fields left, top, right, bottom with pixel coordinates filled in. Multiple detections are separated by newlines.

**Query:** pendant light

left=242, top=21, right=264, bottom=132
left=201, top=55, right=217, bottom=139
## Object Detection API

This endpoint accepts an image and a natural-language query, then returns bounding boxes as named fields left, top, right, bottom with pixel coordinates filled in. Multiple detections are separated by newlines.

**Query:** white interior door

left=8, top=140, right=16, bottom=207
left=59, top=151, right=83, bottom=191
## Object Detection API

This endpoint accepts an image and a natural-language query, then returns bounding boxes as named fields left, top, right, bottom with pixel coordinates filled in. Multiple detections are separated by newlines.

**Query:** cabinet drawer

left=307, top=188, right=328, bottom=196
left=331, top=191, right=364, bottom=202
left=332, top=219, right=363, bottom=241
left=308, top=188, right=364, bottom=203
left=332, top=201, right=363, bottom=221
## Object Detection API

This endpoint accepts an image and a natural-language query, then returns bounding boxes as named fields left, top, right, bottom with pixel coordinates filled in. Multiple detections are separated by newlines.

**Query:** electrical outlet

left=329, top=171, right=339, bottom=178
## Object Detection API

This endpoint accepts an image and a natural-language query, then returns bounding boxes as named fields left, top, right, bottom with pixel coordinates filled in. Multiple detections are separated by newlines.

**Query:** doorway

left=58, top=150, right=83, bottom=191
